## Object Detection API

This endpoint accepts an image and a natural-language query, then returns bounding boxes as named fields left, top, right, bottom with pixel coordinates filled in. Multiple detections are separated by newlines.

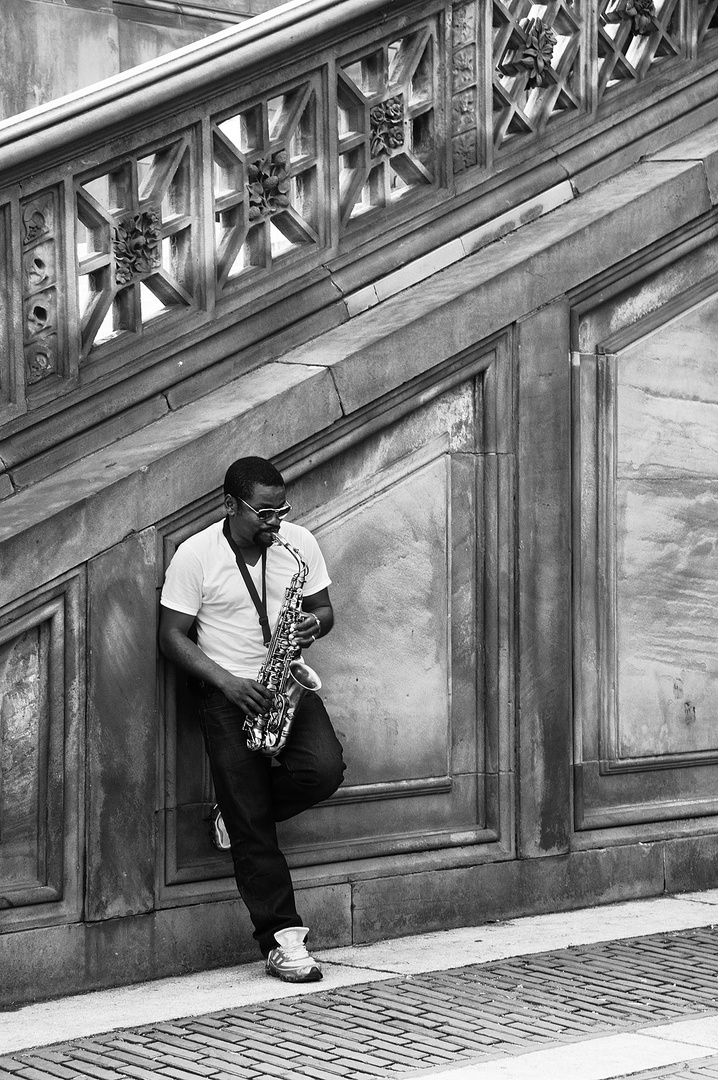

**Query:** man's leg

left=198, top=688, right=301, bottom=957
left=261, top=694, right=344, bottom=983
left=271, top=694, right=345, bottom=822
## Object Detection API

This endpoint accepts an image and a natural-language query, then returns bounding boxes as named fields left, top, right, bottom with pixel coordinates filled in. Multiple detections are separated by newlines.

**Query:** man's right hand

left=220, top=675, right=274, bottom=717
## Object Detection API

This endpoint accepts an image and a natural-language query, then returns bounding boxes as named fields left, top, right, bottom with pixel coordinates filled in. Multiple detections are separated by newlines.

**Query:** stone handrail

left=1, top=0, right=717, bottom=490
left=0, top=0, right=386, bottom=170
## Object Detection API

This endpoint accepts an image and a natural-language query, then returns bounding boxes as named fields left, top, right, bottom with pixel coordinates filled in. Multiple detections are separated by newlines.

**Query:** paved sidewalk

left=4, top=891, right=718, bottom=1079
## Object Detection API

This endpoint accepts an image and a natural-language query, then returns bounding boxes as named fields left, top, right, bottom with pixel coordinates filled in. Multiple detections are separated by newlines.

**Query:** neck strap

left=222, top=518, right=270, bottom=647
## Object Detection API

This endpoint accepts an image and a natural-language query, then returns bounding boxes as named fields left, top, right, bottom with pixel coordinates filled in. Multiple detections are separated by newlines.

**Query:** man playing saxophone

left=159, top=456, right=345, bottom=983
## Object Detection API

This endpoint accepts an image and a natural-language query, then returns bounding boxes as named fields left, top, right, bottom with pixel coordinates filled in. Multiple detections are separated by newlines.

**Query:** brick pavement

left=4, top=926, right=718, bottom=1080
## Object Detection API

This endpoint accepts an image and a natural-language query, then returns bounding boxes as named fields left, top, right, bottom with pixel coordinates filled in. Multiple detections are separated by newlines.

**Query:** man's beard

left=254, top=526, right=278, bottom=547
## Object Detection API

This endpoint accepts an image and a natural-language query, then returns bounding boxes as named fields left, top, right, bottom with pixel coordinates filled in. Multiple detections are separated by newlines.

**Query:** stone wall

left=4, top=118, right=718, bottom=1004
left=4, top=0, right=718, bottom=1007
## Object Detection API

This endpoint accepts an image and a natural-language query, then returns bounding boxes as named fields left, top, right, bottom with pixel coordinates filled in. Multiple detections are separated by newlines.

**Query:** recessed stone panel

left=613, top=293, right=718, bottom=762
left=575, top=276, right=718, bottom=828
left=616, top=479, right=718, bottom=759
left=0, top=572, right=84, bottom=929
left=0, top=621, right=48, bottom=889
left=311, top=448, right=451, bottom=787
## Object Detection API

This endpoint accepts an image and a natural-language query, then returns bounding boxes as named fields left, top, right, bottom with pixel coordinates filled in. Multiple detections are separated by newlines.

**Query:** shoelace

left=280, top=941, right=312, bottom=962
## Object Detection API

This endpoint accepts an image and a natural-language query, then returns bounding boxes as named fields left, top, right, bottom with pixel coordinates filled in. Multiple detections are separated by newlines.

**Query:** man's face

left=229, top=483, right=288, bottom=547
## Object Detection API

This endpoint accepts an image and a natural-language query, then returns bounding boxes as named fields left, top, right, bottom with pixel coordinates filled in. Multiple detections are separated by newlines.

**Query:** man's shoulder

left=280, top=521, right=318, bottom=547
left=175, top=519, right=224, bottom=558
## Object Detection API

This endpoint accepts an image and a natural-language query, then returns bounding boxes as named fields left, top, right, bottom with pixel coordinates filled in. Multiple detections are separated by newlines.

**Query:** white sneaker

left=209, top=804, right=231, bottom=851
left=266, top=926, right=323, bottom=983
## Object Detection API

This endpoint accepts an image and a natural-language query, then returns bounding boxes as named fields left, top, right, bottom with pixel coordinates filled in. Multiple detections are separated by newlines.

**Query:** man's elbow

left=158, top=628, right=172, bottom=660
left=158, top=619, right=181, bottom=661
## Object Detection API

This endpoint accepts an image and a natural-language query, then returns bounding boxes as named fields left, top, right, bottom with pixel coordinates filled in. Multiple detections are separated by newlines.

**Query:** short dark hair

left=224, top=457, right=284, bottom=502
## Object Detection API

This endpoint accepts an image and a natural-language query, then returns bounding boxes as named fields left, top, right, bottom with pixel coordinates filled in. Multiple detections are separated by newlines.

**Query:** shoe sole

left=266, top=964, right=323, bottom=983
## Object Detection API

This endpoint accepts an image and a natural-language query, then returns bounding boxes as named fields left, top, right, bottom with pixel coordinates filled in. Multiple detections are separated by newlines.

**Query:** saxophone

left=243, top=532, right=322, bottom=757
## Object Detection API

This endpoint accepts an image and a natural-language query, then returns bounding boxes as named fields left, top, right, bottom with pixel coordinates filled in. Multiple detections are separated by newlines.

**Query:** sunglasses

left=237, top=497, right=292, bottom=522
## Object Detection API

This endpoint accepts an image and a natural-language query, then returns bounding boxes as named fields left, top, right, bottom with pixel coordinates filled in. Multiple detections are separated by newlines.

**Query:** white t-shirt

left=160, top=519, right=331, bottom=679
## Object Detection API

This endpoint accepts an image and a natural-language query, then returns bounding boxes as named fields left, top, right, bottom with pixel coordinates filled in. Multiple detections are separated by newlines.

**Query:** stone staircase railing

left=1, top=0, right=717, bottom=498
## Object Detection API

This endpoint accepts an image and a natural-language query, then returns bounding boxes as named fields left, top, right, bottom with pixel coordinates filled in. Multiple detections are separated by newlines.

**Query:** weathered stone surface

left=0, top=271, right=345, bottom=477
left=613, top=296, right=718, bottom=761
left=516, top=300, right=572, bottom=858
left=616, top=479, right=718, bottom=759
left=10, top=394, right=170, bottom=491
left=0, top=572, right=85, bottom=933
left=117, top=19, right=204, bottom=73
left=665, top=833, right=718, bottom=895
left=577, top=238, right=718, bottom=352
left=351, top=842, right=665, bottom=943
left=284, top=160, right=710, bottom=414
left=567, top=82, right=718, bottom=195
left=617, top=295, right=718, bottom=477
left=0, top=624, right=46, bottom=891
left=291, top=882, right=352, bottom=950
left=86, top=529, right=157, bottom=920
left=651, top=116, right=718, bottom=206
left=312, top=452, right=451, bottom=787
left=0, top=363, right=342, bottom=606
left=165, top=288, right=347, bottom=412
left=0, top=0, right=219, bottom=122
left=0, top=1, right=119, bottom=119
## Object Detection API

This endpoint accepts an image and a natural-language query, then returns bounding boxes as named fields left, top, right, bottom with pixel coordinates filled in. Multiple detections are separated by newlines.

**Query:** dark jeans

left=198, top=687, right=345, bottom=957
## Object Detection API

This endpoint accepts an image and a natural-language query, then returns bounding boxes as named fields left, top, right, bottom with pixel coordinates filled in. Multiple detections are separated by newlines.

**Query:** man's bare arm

left=159, top=607, right=273, bottom=715
left=294, top=587, right=334, bottom=649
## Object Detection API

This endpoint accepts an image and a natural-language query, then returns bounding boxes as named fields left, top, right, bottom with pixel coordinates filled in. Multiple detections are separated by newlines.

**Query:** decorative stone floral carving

left=25, top=339, right=57, bottom=384
left=113, top=209, right=162, bottom=286
left=453, top=46, right=477, bottom=91
left=452, top=131, right=478, bottom=172
left=247, top=151, right=291, bottom=221
left=23, top=242, right=54, bottom=294
left=519, top=18, right=558, bottom=87
left=20, top=191, right=61, bottom=388
left=27, top=255, right=49, bottom=290
left=605, top=0, right=657, bottom=34
left=22, top=203, right=51, bottom=245
left=452, top=2, right=476, bottom=47
left=452, top=88, right=477, bottom=133
left=26, top=296, right=53, bottom=338
left=624, top=0, right=656, bottom=33
left=369, top=97, right=405, bottom=157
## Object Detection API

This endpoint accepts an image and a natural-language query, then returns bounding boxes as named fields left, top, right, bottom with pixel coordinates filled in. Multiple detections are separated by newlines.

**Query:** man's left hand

left=291, top=612, right=321, bottom=649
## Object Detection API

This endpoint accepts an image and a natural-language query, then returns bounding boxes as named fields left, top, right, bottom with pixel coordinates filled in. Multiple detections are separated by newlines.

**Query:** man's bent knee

left=293, top=752, right=345, bottom=802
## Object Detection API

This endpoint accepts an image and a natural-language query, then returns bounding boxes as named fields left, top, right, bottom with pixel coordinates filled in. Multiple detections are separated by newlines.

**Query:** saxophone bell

left=289, top=658, right=322, bottom=695
left=260, top=659, right=322, bottom=757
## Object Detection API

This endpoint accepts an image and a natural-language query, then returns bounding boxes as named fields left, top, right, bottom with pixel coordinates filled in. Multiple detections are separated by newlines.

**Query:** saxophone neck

left=271, top=530, right=308, bottom=579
